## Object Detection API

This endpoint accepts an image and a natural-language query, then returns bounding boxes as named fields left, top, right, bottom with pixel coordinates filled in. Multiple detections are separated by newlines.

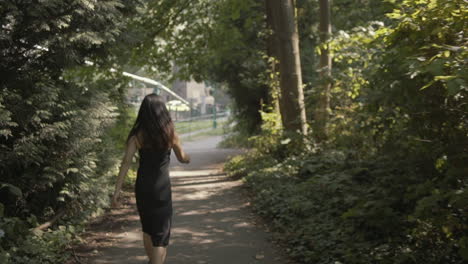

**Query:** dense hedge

left=0, top=1, right=141, bottom=262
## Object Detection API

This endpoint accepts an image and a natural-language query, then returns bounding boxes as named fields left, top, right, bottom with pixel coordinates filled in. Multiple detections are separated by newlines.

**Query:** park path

left=84, top=135, right=289, bottom=264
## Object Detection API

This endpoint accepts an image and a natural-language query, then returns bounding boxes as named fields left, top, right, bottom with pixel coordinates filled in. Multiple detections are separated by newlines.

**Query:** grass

left=175, top=120, right=214, bottom=134
left=175, top=119, right=228, bottom=135
left=182, top=125, right=228, bottom=142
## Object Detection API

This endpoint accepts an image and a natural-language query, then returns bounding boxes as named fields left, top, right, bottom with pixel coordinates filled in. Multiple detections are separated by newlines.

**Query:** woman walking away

left=111, top=94, right=190, bottom=264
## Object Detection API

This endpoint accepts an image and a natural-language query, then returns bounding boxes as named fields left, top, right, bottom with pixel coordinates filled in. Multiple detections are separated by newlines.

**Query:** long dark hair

left=127, top=94, right=175, bottom=150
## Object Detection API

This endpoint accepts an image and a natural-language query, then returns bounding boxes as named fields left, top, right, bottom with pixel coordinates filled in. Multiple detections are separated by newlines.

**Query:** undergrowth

left=223, top=107, right=467, bottom=264
left=225, top=146, right=467, bottom=263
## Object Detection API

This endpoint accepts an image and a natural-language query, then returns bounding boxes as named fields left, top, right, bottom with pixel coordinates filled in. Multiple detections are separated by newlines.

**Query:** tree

left=0, top=0, right=190, bottom=261
left=313, top=0, right=332, bottom=141
left=268, top=0, right=307, bottom=135
left=161, top=0, right=271, bottom=133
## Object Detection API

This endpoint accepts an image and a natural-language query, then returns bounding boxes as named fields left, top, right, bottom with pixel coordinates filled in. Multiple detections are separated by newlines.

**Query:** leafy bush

left=0, top=217, right=80, bottom=264
left=226, top=147, right=467, bottom=263
left=225, top=1, right=468, bottom=263
left=0, top=1, right=142, bottom=262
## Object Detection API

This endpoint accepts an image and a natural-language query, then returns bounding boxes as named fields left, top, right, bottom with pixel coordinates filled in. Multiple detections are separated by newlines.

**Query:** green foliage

left=226, top=147, right=467, bottom=263
left=0, top=0, right=146, bottom=262
left=124, top=168, right=138, bottom=188
left=175, top=119, right=215, bottom=134
left=218, top=113, right=271, bottom=149
left=371, top=0, right=467, bottom=154
left=143, top=0, right=273, bottom=133
left=0, top=216, right=80, bottom=264
left=225, top=0, right=467, bottom=263
left=298, top=0, right=395, bottom=106
left=217, top=130, right=252, bottom=149
left=199, top=0, right=272, bottom=133
left=108, top=105, right=137, bottom=152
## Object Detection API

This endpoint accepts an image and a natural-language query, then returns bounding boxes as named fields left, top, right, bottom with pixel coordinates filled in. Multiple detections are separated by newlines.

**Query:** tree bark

left=265, top=0, right=282, bottom=119
left=268, top=0, right=307, bottom=135
left=314, top=0, right=332, bottom=141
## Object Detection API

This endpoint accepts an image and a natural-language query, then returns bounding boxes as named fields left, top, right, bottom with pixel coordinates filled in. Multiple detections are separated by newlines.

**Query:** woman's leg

left=143, top=233, right=153, bottom=260
left=149, top=246, right=167, bottom=264
left=143, top=232, right=167, bottom=264
left=161, top=246, right=167, bottom=263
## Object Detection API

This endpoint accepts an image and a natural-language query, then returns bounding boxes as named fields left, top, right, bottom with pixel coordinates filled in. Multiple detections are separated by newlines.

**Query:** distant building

left=125, top=68, right=227, bottom=119
left=126, top=81, right=161, bottom=109
left=172, top=78, right=214, bottom=115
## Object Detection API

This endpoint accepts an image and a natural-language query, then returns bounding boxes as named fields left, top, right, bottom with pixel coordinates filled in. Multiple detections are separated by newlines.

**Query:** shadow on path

left=74, top=136, right=290, bottom=264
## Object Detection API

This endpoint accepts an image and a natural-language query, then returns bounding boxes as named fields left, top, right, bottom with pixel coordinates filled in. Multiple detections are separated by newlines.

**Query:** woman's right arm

left=111, top=136, right=138, bottom=207
left=173, top=133, right=190, bottom=164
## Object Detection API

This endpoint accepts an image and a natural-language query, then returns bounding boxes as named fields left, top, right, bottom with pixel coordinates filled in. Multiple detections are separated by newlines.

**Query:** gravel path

left=83, top=135, right=289, bottom=264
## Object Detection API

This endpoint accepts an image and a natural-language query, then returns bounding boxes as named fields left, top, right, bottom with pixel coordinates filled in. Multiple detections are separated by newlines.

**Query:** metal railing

left=173, top=111, right=229, bottom=136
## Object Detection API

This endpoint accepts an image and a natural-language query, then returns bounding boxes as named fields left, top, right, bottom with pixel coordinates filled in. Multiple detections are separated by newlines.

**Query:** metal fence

left=173, top=111, right=229, bottom=135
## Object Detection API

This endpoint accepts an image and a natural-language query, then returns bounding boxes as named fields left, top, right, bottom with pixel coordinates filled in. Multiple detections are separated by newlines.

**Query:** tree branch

left=33, top=208, right=67, bottom=232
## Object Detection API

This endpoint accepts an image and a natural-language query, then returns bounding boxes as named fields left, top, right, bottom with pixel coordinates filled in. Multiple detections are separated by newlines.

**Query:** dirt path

left=74, top=136, right=289, bottom=264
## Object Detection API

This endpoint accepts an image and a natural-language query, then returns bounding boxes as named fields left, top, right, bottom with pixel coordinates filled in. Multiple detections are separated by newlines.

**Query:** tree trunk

left=314, top=0, right=332, bottom=141
left=268, top=0, right=307, bottom=135
left=265, top=0, right=282, bottom=120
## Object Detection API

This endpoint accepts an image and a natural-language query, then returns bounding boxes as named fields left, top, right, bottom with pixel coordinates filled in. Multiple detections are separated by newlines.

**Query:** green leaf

left=426, top=59, right=444, bottom=75
left=446, top=78, right=464, bottom=95
left=420, top=80, right=435, bottom=90
left=434, top=75, right=456, bottom=81
left=66, top=168, right=79, bottom=174
left=0, top=183, right=22, bottom=197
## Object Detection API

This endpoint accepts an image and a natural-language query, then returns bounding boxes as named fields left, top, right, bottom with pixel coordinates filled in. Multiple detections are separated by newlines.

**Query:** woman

left=112, top=94, right=190, bottom=264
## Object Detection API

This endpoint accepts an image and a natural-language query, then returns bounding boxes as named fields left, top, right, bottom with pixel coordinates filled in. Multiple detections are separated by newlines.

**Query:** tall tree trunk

left=265, top=0, right=282, bottom=120
left=268, top=0, right=307, bottom=135
left=314, top=0, right=332, bottom=141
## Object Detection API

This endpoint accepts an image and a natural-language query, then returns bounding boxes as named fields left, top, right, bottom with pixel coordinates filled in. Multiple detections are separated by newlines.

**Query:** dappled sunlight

left=75, top=136, right=284, bottom=263
left=170, top=170, right=221, bottom=177
left=170, top=182, right=271, bottom=263
left=91, top=244, right=148, bottom=264
left=170, top=169, right=243, bottom=203
left=179, top=205, right=242, bottom=216
left=165, top=160, right=281, bottom=264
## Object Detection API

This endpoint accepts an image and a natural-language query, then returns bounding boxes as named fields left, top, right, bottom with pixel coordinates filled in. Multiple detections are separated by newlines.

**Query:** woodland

left=0, top=0, right=467, bottom=263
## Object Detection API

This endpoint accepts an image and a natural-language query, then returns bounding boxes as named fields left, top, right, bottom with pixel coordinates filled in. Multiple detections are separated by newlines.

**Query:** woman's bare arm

left=111, top=136, right=138, bottom=207
left=173, top=133, right=190, bottom=164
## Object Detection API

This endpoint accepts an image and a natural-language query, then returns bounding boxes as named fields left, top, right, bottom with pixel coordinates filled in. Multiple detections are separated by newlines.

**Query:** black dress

left=135, top=148, right=172, bottom=247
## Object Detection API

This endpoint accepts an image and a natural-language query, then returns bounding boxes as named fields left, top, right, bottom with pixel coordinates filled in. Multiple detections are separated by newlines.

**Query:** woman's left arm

left=111, top=136, right=138, bottom=207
